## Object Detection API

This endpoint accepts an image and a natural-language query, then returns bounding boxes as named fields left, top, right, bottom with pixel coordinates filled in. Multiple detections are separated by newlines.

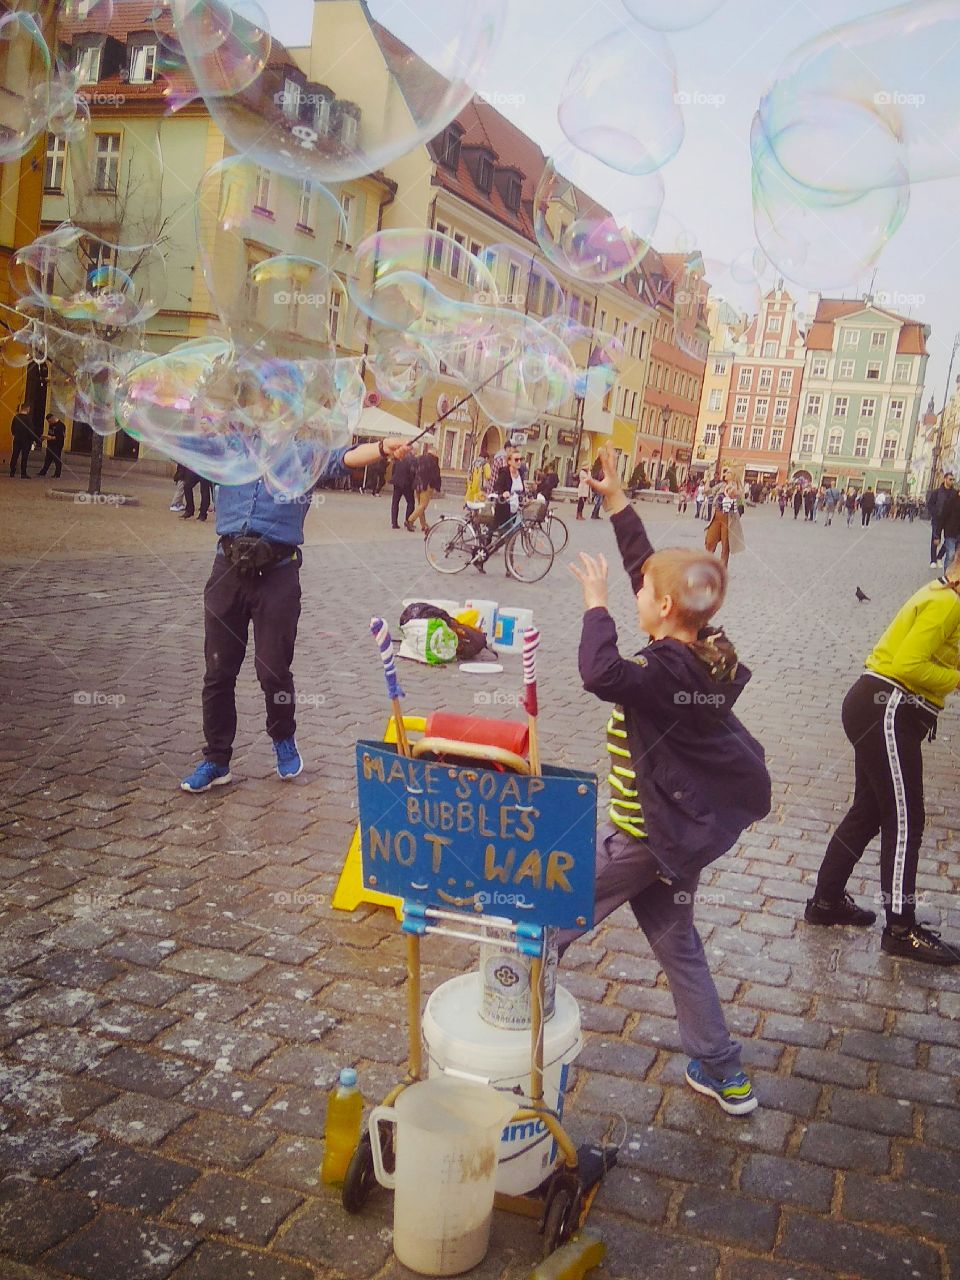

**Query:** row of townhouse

left=12, top=1, right=709, bottom=487
left=694, top=288, right=931, bottom=494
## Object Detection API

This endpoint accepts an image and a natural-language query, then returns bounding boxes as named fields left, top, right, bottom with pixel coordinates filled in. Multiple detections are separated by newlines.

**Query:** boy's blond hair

left=644, top=548, right=727, bottom=629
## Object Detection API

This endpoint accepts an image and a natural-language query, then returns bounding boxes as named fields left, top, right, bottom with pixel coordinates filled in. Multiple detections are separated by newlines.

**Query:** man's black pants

left=816, top=674, right=936, bottom=925
left=201, top=553, right=302, bottom=767
left=39, top=446, right=62, bottom=477
left=184, top=477, right=212, bottom=519
left=10, top=441, right=30, bottom=477
left=390, top=485, right=414, bottom=527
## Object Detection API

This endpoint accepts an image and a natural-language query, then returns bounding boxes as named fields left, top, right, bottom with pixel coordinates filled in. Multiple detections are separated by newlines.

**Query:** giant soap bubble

left=621, top=0, right=726, bottom=30
left=177, top=0, right=506, bottom=184
left=558, top=26, right=683, bottom=174
left=0, top=11, right=52, bottom=162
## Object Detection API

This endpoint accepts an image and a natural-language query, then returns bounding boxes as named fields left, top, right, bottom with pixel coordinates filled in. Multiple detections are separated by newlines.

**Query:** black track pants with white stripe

left=816, top=674, right=936, bottom=925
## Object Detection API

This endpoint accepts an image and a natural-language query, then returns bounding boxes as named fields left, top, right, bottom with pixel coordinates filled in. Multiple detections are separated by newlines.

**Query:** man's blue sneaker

left=180, top=760, right=232, bottom=793
left=274, top=736, right=303, bottom=779
left=685, top=1059, right=758, bottom=1115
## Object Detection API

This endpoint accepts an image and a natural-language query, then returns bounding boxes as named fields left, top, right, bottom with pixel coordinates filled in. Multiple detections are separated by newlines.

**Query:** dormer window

left=340, top=113, right=357, bottom=148
left=281, top=77, right=301, bottom=121
left=75, top=43, right=102, bottom=84
left=129, top=42, right=157, bottom=83
left=441, top=126, right=462, bottom=170
left=504, top=175, right=521, bottom=211
left=315, top=96, right=331, bottom=135
left=476, top=154, right=494, bottom=194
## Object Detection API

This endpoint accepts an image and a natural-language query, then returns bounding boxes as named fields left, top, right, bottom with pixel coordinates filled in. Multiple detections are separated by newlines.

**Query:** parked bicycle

left=424, top=498, right=555, bottom=581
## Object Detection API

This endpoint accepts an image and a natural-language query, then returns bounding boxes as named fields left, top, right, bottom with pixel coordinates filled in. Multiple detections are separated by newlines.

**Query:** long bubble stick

left=522, top=627, right=541, bottom=775
left=370, top=617, right=409, bottom=757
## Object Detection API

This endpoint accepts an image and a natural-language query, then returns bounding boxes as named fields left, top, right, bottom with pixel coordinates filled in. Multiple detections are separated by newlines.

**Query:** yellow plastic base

left=331, top=714, right=426, bottom=922
left=528, top=1232, right=605, bottom=1280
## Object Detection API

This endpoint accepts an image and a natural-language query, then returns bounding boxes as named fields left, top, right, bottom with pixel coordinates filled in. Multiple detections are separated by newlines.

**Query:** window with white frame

left=767, top=315, right=782, bottom=333
left=328, top=287, right=342, bottom=343
left=763, top=341, right=777, bottom=356
left=506, top=261, right=520, bottom=300
left=431, top=224, right=447, bottom=270
left=580, top=298, right=591, bottom=326
left=806, top=393, right=822, bottom=417
left=703, top=425, right=719, bottom=446
left=755, top=397, right=769, bottom=419
left=129, top=43, right=157, bottom=83
left=799, top=429, right=815, bottom=453
left=708, top=387, right=723, bottom=412
left=894, top=360, right=910, bottom=382
left=811, top=355, right=828, bottom=377
left=44, top=134, right=66, bottom=191
left=778, top=369, right=793, bottom=392
left=94, top=133, right=121, bottom=192
left=854, top=431, right=870, bottom=457
left=297, top=180, right=312, bottom=229
left=882, top=435, right=897, bottom=460
left=866, top=362, right=882, bottom=381
left=75, top=43, right=102, bottom=83
left=888, top=398, right=905, bottom=421
left=252, top=166, right=271, bottom=210
left=738, top=367, right=752, bottom=390
left=860, top=397, right=876, bottom=419
left=837, top=358, right=854, bottom=378
left=731, top=425, right=745, bottom=447
left=774, top=397, right=789, bottom=423
left=340, top=113, right=358, bottom=149
left=750, top=426, right=764, bottom=450
left=713, top=357, right=726, bottom=375
left=842, top=328, right=860, bottom=348
left=758, top=367, right=773, bottom=391
left=833, top=395, right=848, bottom=419
left=450, top=233, right=466, bottom=281
left=734, top=395, right=748, bottom=420
left=827, top=428, right=843, bottom=456
left=871, top=330, right=887, bottom=348
left=770, top=426, right=785, bottom=451
left=315, top=96, right=331, bottom=135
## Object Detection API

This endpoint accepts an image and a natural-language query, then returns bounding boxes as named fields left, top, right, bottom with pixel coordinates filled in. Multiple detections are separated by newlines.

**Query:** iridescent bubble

left=48, top=93, right=90, bottom=143
left=482, top=244, right=567, bottom=318
left=751, top=115, right=910, bottom=289
left=368, top=328, right=440, bottom=402
left=0, top=12, right=52, bottom=162
left=620, top=0, right=726, bottom=31
left=700, top=253, right=772, bottom=329
left=260, top=357, right=357, bottom=498
left=67, top=119, right=166, bottom=245
left=672, top=259, right=709, bottom=359
left=558, top=26, right=682, bottom=174
left=177, top=0, right=506, bottom=184
left=757, top=1, right=960, bottom=193
left=534, top=147, right=664, bottom=285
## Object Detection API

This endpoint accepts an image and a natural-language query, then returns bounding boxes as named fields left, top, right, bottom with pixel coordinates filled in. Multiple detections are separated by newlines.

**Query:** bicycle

left=424, top=499, right=555, bottom=582
left=533, top=505, right=568, bottom=553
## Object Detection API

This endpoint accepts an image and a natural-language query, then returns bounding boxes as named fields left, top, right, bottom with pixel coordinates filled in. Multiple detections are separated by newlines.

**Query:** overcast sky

left=270, top=0, right=960, bottom=409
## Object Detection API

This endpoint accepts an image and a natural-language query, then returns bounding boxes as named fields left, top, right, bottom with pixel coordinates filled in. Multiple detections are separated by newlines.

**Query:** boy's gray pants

left=558, top=823, right=743, bottom=1082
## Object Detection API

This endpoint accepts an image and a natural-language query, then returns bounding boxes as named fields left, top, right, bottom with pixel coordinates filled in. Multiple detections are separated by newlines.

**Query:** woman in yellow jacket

left=806, top=550, right=960, bottom=964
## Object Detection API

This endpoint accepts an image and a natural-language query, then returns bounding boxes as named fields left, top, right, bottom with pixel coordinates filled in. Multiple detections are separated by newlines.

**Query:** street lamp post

left=930, top=332, right=960, bottom=498
left=715, top=420, right=728, bottom=481
left=658, top=404, right=670, bottom=488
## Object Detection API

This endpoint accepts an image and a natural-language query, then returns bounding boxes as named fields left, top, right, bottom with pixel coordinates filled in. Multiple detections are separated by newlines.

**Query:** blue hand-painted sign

left=356, top=742, right=597, bottom=929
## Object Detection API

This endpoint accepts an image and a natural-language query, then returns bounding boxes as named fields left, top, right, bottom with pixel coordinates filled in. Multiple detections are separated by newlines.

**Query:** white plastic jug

left=369, top=1077, right=516, bottom=1276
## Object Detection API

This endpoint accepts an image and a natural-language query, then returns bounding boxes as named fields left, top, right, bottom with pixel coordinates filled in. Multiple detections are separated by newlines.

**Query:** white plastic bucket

left=465, top=598, right=498, bottom=640
left=493, top=607, right=534, bottom=654
left=369, top=1077, right=515, bottom=1276
left=423, top=975, right=582, bottom=1196
left=479, top=933, right=558, bottom=1030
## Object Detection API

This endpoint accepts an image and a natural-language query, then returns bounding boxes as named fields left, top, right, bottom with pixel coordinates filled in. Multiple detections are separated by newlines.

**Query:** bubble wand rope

left=404, top=352, right=521, bottom=448
left=370, top=617, right=410, bottom=758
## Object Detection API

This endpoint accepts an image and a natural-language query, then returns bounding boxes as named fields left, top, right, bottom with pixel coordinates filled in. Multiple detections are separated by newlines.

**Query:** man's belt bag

left=220, top=535, right=297, bottom=575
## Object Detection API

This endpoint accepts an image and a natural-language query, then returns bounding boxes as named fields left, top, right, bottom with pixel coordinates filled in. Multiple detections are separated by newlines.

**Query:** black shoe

left=391, top=524, right=400, bottom=529
left=881, top=923, right=960, bottom=965
left=804, top=893, right=877, bottom=927
left=197, top=515, right=207, bottom=522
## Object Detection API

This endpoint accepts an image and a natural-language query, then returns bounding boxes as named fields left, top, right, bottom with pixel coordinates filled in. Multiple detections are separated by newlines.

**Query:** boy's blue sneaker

left=274, top=736, right=303, bottom=780
left=685, top=1059, right=758, bottom=1115
left=180, top=761, right=232, bottom=793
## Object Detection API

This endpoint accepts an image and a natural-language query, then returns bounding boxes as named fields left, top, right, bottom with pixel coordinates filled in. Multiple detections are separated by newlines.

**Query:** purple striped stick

left=370, top=617, right=409, bottom=756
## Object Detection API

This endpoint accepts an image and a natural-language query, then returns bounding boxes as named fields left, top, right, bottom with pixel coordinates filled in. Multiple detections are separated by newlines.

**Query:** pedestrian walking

left=777, top=487, right=787, bottom=518
left=8, top=403, right=36, bottom=478
left=181, top=436, right=411, bottom=793
left=590, top=456, right=604, bottom=519
left=390, top=450, right=416, bottom=530
left=676, top=484, right=689, bottom=516
left=576, top=467, right=590, bottom=520
left=844, top=487, right=858, bottom=527
left=694, top=481, right=706, bottom=519
left=704, top=470, right=744, bottom=568
left=860, top=487, right=876, bottom=526
left=928, top=472, right=956, bottom=569
left=409, top=441, right=441, bottom=533
left=793, top=485, right=803, bottom=519
left=180, top=465, right=213, bottom=521
left=940, top=480, right=960, bottom=571
left=805, top=546, right=960, bottom=964
left=803, top=487, right=816, bottom=522
left=464, top=453, right=491, bottom=503
left=823, top=484, right=840, bottom=527
left=561, top=444, right=771, bottom=1112
left=38, top=414, right=66, bottom=478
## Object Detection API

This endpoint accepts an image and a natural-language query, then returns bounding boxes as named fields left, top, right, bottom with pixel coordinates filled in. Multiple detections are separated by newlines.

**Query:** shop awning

left=355, top=406, right=422, bottom=439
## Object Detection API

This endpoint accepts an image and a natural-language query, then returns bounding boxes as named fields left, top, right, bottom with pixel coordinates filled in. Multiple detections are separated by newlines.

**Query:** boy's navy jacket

left=579, top=504, right=772, bottom=882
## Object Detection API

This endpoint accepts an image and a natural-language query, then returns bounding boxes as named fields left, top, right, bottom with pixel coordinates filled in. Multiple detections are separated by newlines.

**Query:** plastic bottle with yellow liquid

left=321, top=1067, right=363, bottom=1187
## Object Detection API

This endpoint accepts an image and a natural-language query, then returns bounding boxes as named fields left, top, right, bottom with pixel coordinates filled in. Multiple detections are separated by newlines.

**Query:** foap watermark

left=474, top=90, right=526, bottom=108
left=89, top=91, right=125, bottom=107
left=875, top=290, right=926, bottom=309
left=474, top=290, right=526, bottom=307
left=673, top=890, right=727, bottom=907
left=674, top=690, right=726, bottom=707
left=674, top=89, right=726, bottom=108
left=874, top=90, right=926, bottom=108
left=273, top=90, right=330, bottom=109
left=74, top=492, right=124, bottom=506
left=73, top=889, right=123, bottom=911
left=274, top=492, right=322, bottom=506
left=272, top=889, right=326, bottom=907
left=273, top=691, right=326, bottom=708
left=73, top=690, right=126, bottom=708
left=474, top=690, right=523, bottom=708
left=476, top=889, right=533, bottom=908
left=273, top=290, right=327, bottom=307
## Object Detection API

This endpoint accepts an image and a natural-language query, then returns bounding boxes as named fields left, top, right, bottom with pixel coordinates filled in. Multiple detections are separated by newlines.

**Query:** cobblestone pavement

left=1, top=487, right=959, bottom=1280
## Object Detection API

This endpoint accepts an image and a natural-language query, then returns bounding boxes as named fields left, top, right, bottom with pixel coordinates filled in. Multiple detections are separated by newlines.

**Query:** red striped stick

left=522, top=627, right=541, bottom=775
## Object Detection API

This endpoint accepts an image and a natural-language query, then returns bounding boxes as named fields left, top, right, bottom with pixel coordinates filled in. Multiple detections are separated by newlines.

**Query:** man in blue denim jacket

left=181, top=436, right=411, bottom=792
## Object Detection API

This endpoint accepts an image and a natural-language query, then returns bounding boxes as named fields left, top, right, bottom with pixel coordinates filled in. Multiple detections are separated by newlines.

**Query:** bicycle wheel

left=545, top=512, right=568, bottom=552
left=506, top=524, right=554, bottom=582
left=424, top=517, right=477, bottom=574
